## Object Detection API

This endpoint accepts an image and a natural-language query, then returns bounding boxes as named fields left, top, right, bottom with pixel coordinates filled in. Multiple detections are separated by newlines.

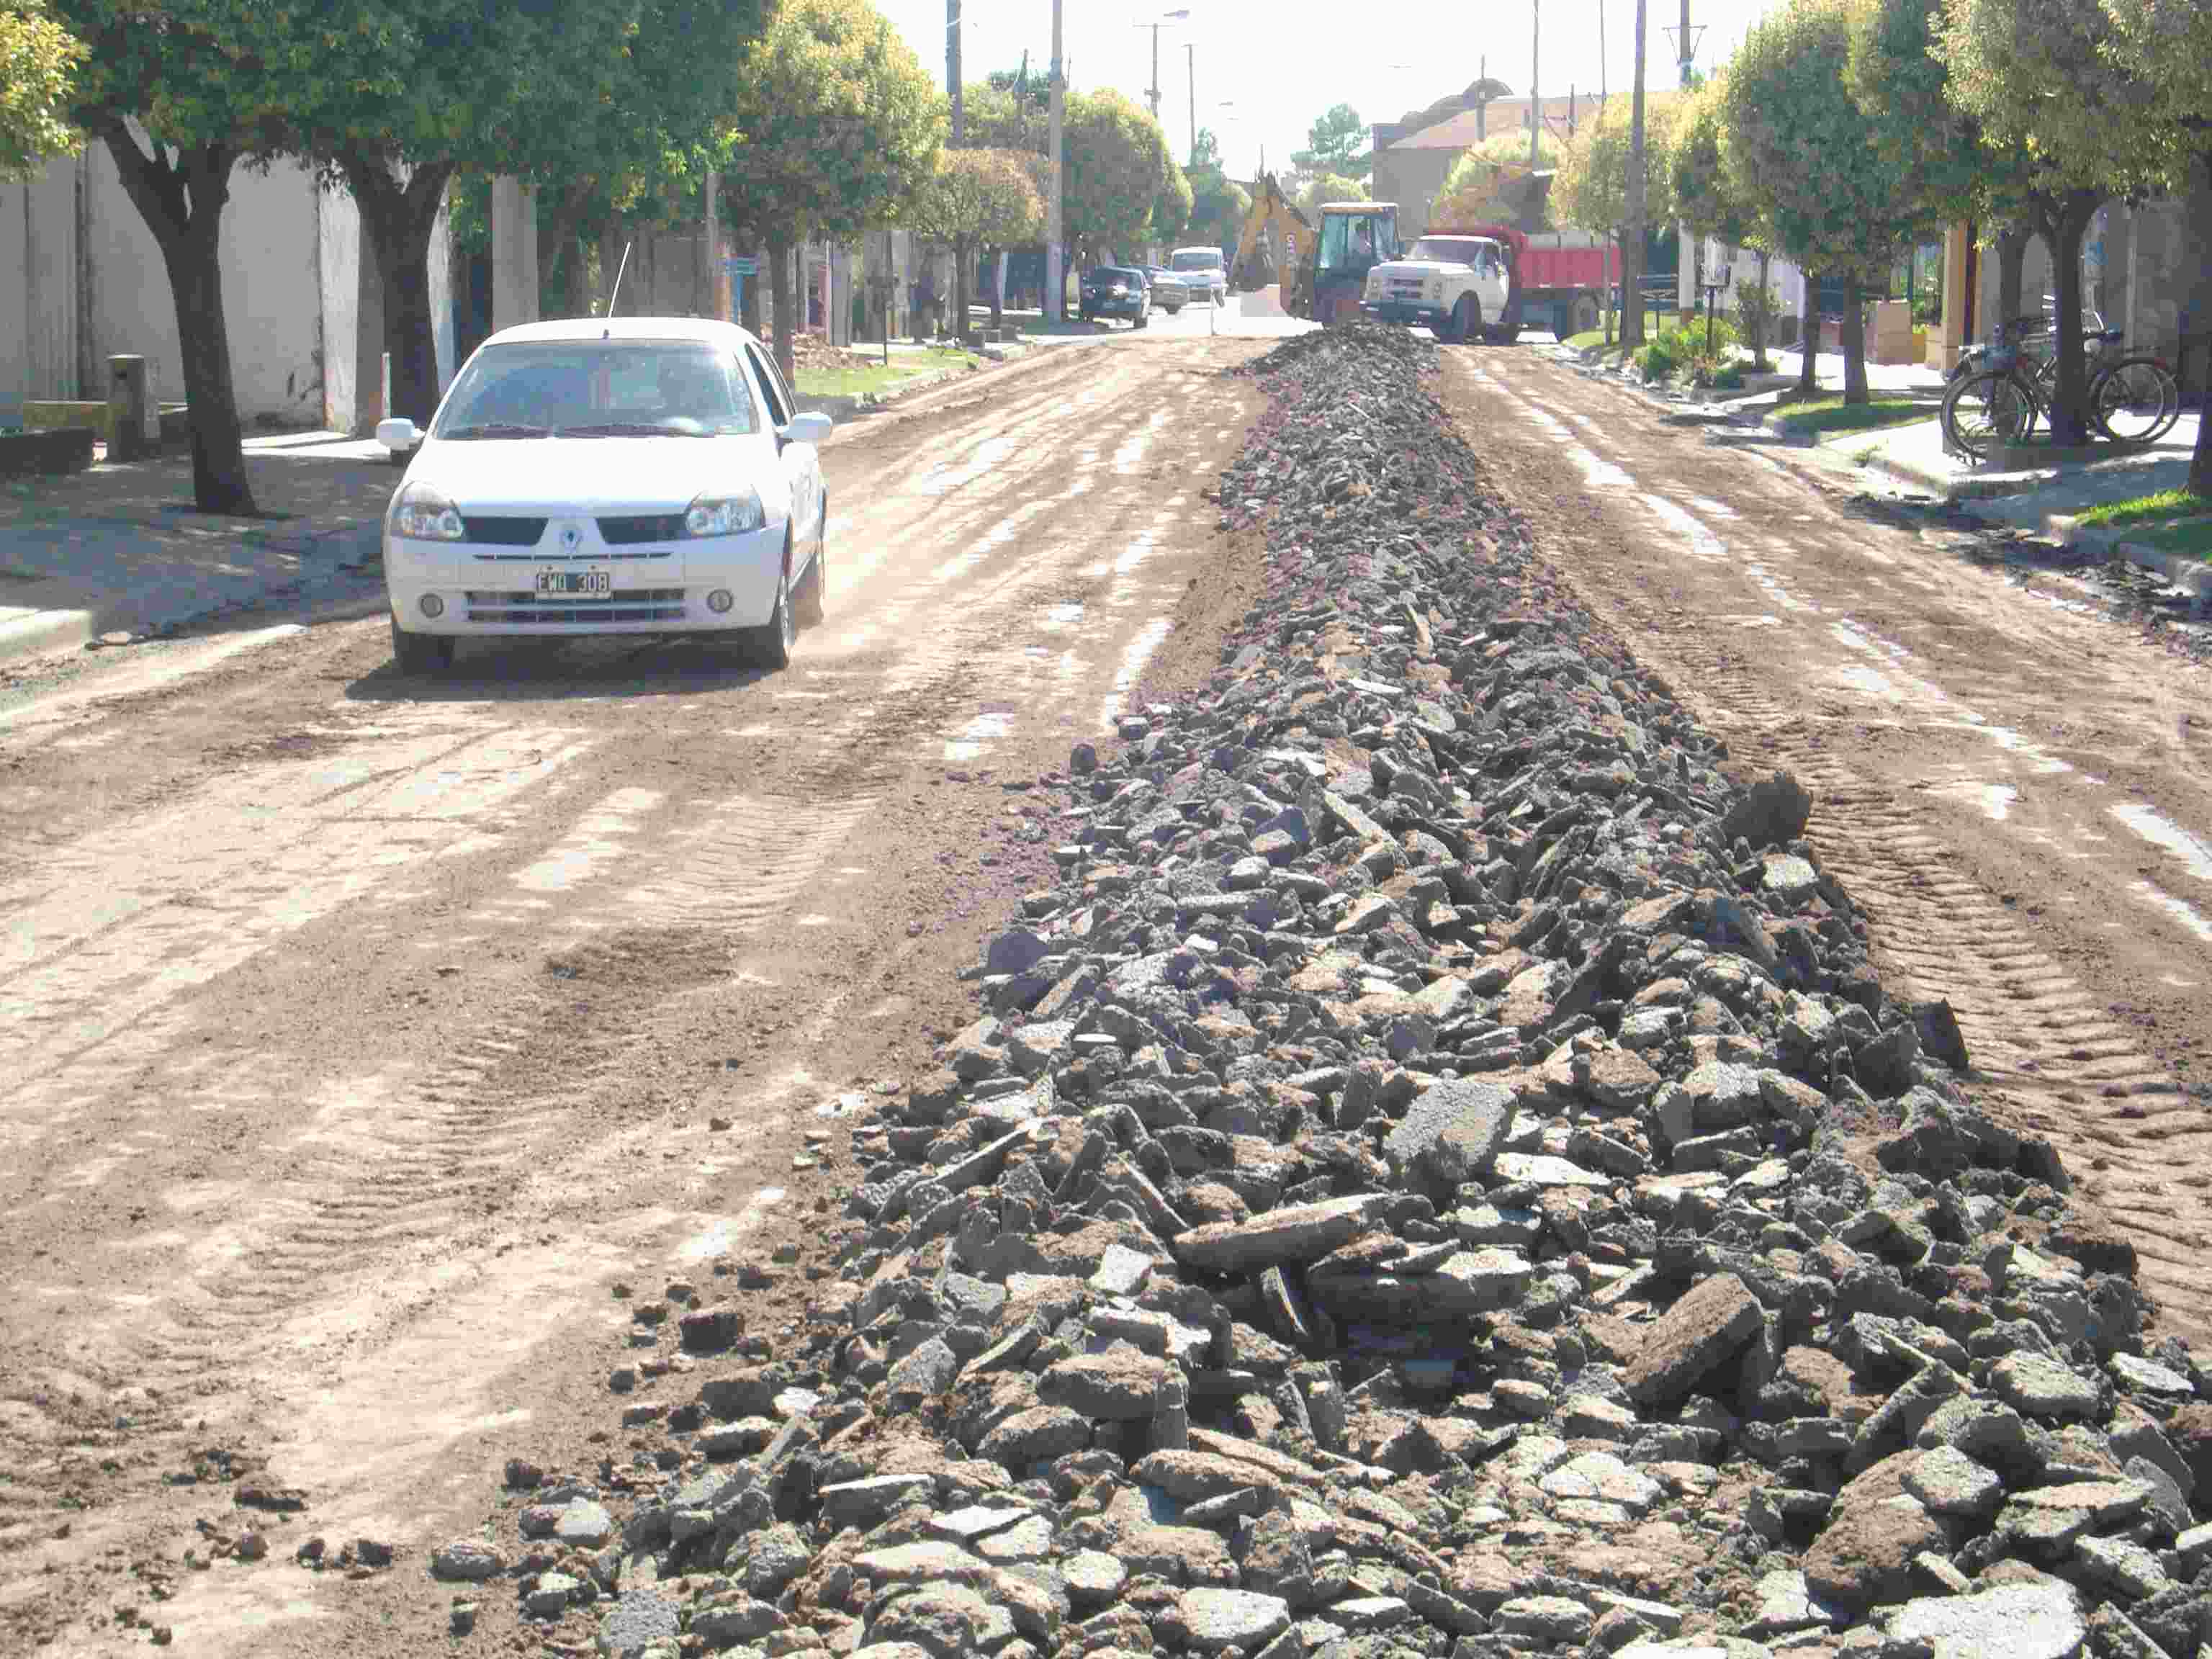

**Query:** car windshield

left=1170, top=251, right=1222, bottom=272
left=1409, top=238, right=1495, bottom=265
left=433, top=341, right=757, bottom=439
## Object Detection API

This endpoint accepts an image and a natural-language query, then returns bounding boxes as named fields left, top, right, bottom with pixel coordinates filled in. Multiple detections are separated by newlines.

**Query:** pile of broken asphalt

left=435, top=323, right=2212, bottom=1659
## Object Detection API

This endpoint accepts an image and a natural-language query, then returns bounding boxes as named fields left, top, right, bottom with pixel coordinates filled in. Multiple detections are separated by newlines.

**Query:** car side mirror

left=785, top=411, right=832, bottom=448
left=376, top=417, right=421, bottom=451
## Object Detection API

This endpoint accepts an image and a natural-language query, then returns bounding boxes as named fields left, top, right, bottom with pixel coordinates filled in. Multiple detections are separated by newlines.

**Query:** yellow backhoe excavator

left=1228, top=172, right=1401, bottom=324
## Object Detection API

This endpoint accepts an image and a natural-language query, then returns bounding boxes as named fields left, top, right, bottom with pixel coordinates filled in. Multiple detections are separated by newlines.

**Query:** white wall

left=76, top=138, right=323, bottom=423
left=0, top=163, right=81, bottom=426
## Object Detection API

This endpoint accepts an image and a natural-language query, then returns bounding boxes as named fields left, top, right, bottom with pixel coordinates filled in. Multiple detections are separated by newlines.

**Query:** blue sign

left=724, top=256, right=759, bottom=275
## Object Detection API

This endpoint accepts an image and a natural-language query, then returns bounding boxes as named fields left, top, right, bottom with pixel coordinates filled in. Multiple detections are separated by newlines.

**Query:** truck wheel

left=1437, top=295, right=1474, bottom=344
left=1571, top=292, right=1600, bottom=336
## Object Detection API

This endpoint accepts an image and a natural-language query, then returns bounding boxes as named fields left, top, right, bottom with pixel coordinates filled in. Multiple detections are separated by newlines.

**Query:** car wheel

left=752, top=564, right=796, bottom=670
left=1136, top=312, right=1149, bottom=329
left=390, top=615, right=454, bottom=676
left=1434, top=296, right=1468, bottom=344
left=793, top=522, right=826, bottom=628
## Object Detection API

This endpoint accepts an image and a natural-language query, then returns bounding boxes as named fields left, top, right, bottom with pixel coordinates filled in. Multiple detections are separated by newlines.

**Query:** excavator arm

left=1228, top=172, right=1311, bottom=300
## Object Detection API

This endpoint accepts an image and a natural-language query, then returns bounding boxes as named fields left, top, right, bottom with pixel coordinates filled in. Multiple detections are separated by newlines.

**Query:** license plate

left=535, top=569, right=611, bottom=596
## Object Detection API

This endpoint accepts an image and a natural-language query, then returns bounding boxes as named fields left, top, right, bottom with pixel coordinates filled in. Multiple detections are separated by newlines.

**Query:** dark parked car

left=1079, top=266, right=1151, bottom=327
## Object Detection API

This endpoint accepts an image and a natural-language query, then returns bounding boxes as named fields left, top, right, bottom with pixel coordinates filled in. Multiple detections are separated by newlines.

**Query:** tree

left=1725, top=0, right=1938, bottom=404
left=1435, top=132, right=1557, bottom=230
left=725, top=0, right=942, bottom=382
left=1, top=0, right=81, bottom=179
left=1060, top=89, right=1174, bottom=264
left=1552, top=92, right=1678, bottom=343
left=1671, top=76, right=1773, bottom=362
left=1182, top=126, right=1246, bottom=256
left=1291, top=102, right=1368, bottom=184
left=51, top=0, right=308, bottom=511
left=2099, top=0, right=2211, bottom=491
left=1151, top=158, right=1194, bottom=246
left=907, top=148, right=1043, bottom=330
left=1937, top=0, right=2187, bottom=441
left=294, top=0, right=760, bottom=426
left=1295, top=172, right=1367, bottom=220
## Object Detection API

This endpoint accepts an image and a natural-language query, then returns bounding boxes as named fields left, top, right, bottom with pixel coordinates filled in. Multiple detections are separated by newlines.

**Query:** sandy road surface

left=0, top=336, right=1269, bottom=1655
left=1444, top=348, right=2212, bottom=1342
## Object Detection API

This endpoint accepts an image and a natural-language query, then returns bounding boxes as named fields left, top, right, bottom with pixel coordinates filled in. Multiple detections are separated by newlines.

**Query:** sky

left=878, top=0, right=1781, bottom=181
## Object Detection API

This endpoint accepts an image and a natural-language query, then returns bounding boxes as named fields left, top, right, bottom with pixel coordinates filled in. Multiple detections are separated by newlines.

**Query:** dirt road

left=0, top=337, right=1267, bottom=1655
left=1445, top=348, right=2212, bottom=1342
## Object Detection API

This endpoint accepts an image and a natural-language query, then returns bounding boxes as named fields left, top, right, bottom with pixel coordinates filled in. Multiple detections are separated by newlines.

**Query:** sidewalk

left=1559, top=334, right=2209, bottom=615
left=0, top=432, right=392, bottom=666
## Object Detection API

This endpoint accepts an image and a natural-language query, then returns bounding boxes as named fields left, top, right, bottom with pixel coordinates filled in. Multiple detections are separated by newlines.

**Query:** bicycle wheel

left=2091, top=354, right=2180, bottom=446
left=1943, top=368, right=2033, bottom=461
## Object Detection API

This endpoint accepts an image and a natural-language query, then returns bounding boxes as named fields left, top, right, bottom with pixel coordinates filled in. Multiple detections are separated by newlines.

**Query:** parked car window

left=745, top=343, right=793, bottom=428
left=435, top=341, right=757, bottom=438
left=1171, top=250, right=1223, bottom=272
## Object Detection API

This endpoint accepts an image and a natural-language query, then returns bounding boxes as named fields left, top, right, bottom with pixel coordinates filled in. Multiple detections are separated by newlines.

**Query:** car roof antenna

left=603, top=241, right=634, bottom=337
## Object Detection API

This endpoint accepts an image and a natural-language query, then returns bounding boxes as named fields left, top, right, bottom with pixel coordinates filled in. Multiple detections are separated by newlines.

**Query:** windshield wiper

left=559, top=421, right=714, bottom=438
left=441, top=421, right=552, bottom=439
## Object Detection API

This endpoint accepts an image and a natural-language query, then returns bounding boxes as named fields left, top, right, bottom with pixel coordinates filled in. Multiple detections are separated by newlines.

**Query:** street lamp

left=1130, top=9, right=1191, bottom=125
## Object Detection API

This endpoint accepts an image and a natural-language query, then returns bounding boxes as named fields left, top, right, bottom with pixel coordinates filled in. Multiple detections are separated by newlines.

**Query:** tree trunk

left=2030, top=189, right=2102, bottom=447
left=739, top=244, right=764, bottom=333
left=92, top=125, right=256, bottom=514
left=1620, top=232, right=1644, bottom=350
left=343, top=150, right=456, bottom=428
left=1841, top=276, right=1869, bottom=405
left=768, top=228, right=796, bottom=389
left=954, top=235, right=972, bottom=346
left=1750, top=250, right=1771, bottom=372
left=987, top=248, right=1004, bottom=328
left=1798, top=273, right=1820, bottom=396
left=1995, top=225, right=2028, bottom=340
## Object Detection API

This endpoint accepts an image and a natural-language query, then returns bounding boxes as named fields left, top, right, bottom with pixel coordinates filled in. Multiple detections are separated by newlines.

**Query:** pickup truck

left=1362, top=234, right=1514, bottom=343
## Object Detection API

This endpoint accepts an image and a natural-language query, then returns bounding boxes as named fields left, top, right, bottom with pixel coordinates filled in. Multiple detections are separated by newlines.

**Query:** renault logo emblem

left=561, top=523, right=581, bottom=552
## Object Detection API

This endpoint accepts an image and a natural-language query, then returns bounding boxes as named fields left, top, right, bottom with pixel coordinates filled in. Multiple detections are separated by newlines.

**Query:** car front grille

left=598, top=513, right=686, bottom=545
left=461, top=515, right=547, bottom=546
left=463, top=588, right=688, bottom=624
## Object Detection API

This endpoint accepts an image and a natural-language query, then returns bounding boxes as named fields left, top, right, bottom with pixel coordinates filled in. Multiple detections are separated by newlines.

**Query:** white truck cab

left=1363, top=234, right=1512, bottom=344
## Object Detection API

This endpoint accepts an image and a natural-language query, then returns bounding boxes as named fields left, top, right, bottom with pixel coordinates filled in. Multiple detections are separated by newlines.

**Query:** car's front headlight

left=684, top=488, right=766, bottom=538
left=391, top=480, right=464, bottom=541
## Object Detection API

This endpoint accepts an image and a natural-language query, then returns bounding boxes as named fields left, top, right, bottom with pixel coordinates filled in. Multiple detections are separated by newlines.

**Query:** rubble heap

left=466, top=323, right=2212, bottom=1659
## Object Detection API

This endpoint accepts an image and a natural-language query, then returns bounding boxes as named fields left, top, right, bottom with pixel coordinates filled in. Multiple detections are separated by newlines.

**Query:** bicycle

left=1942, top=315, right=2180, bottom=459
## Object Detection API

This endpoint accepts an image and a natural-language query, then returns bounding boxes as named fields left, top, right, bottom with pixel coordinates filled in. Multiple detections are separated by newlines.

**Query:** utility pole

left=1624, top=0, right=1648, bottom=347
left=1187, top=43, right=1196, bottom=163
left=947, top=1, right=963, bottom=142
left=948, top=0, right=966, bottom=342
left=1600, top=0, right=1607, bottom=103
left=1148, top=24, right=1161, bottom=121
left=1680, top=0, right=1693, bottom=84
left=1477, top=56, right=1488, bottom=141
left=1046, top=0, right=1064, bottom=322
left=1529, top=2, right=1540, bottom=170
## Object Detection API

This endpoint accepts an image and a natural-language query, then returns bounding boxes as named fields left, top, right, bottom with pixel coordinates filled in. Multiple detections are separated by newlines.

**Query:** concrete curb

left=2041, top=512, right=2211, bottom=615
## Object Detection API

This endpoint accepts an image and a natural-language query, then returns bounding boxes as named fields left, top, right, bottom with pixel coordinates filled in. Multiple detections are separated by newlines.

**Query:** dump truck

left=1426, top=167, right=1619, bottom=341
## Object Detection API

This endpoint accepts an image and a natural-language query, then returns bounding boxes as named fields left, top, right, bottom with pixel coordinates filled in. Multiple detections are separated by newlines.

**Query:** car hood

left=1370, top=259, right=1475, bottom=278
left=402, top=433, right=778, bottom=513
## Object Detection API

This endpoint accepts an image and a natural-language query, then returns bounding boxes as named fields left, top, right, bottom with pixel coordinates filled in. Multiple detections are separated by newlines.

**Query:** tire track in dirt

left=1444, top=350, right=2212, bottom=1344
left=0, top=336, right=1272, bottom=1656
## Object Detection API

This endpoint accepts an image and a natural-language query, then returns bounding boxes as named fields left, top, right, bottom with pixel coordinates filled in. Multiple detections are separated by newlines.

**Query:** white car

left=1169, top=246, right=1228, bottom=305
left=1362, top=235, right=1513, bottom=343
left=374, top=317, right=831, bottom=675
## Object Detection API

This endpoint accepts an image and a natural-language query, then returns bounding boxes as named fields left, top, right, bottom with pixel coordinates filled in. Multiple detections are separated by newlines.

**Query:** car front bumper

left=1084, top=293, right=1146, bottom=317
left=384, top=523, right=788, bottom=635
left=1365, top=301, right=1447, bottom=327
